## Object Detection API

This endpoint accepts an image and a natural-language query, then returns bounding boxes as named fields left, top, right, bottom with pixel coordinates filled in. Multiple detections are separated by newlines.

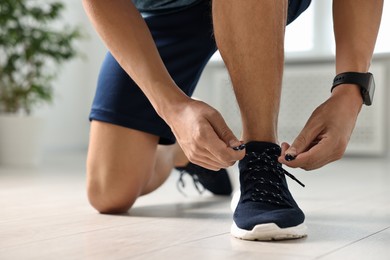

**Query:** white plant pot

left=0, top=115, right=45, bottom=166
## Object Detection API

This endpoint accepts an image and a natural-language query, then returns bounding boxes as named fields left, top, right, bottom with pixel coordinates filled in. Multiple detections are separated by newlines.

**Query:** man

left=82, top=0, right=383, bottom=240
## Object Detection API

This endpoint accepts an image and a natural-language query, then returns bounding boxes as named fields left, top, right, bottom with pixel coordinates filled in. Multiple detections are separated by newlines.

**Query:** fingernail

left=233, top=144, right=246, bottom=151
left=229, top=140, right=240, bottom=146
left=285, top=154, right=296, bottom=161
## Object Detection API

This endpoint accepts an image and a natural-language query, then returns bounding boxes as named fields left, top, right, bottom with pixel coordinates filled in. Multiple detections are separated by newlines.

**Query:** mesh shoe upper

left=234, top=142, right=305, bottom=230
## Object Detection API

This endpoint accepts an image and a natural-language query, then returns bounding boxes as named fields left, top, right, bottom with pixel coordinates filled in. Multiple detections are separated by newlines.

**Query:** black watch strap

left=331, top=72, right=375, bottom=106
left=332, top=72, right=372, bottom=91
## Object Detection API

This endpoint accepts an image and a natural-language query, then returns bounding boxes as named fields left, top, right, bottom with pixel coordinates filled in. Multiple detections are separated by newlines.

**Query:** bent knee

left=87, top=183, right=138, bottom=214
left=86, top=155, right=152, bottom=214
left=87, top=179, right=139, bottom=214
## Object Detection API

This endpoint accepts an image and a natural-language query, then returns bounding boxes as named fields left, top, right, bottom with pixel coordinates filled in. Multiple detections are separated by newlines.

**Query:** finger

left=280, top=139, right=321, bottom=163
left=281, top=142, right=290, bottom=154
left=278, top=142, right=291, bottom=163
left=204, top=112, right=245, bottom=163
left=193, top=146, right=236, bottom=171
left=185, top=144, right=229, bottom=170
left=286, top=142, right=326, bottom=170
left=207, top=142, right=245, bottom=167
left=285, top=122, right=323, bottom=158
left=189, top=134, right=240, bottom=169
left=283, top=139, right=335, bottom=170
left=207, top=110, right=241, bottom=148
left=204, top=131, right=245, bottom=166
left=184, top=145, right=226, bottom=170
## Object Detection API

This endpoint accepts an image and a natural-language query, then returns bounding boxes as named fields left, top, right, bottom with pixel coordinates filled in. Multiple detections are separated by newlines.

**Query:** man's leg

left=142, top=142, right=186, bottom=195
left=212, top=0, right=307, bottom=240
left=87, top=121, right=175, bottom=213
left=87, top=120, right=232, bottom=214
left=87, top=0, right=236, bottom=213
left=212, top=0, right=287, bottom=143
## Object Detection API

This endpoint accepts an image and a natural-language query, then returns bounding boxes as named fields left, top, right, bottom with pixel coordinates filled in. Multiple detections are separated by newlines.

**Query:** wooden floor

left=0, top=151, right=389, bottom=260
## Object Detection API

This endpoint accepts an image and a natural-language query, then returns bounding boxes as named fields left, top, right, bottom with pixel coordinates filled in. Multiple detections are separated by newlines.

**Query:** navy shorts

left=89, top=0, right=312, bottom=145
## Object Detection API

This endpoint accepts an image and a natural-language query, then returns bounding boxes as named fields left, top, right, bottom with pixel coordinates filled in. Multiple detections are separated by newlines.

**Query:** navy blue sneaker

left=231, top=142, right=307, bottom=240
left=176, top=162, right=232, bottom=196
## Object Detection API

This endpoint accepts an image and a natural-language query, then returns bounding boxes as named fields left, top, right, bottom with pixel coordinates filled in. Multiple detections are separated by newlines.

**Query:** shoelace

left=245, top=148, right=305, bottom=206
left=176, top=169, right=205, bottom=196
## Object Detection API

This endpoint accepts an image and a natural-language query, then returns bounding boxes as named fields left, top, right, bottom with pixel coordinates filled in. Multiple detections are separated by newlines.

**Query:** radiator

left=197, top=58, right=388, bottom=156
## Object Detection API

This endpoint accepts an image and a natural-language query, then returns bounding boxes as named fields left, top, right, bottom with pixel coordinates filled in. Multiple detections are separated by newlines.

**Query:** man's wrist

left=330, top=83, right=364, bottom=112
left=152, top=85, right=191, bottom=122
left=331, top=72, right=375, bottom=106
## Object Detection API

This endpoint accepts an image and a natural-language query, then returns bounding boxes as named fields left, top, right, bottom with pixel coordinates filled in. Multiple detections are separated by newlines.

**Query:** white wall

left=38, top=0, right=106, bottom=152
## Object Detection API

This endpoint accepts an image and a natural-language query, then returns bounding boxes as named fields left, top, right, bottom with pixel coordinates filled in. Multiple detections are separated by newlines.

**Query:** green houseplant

left=0, top=0, right=82, bottom=114
left=0, top=1, right=83, bottom=165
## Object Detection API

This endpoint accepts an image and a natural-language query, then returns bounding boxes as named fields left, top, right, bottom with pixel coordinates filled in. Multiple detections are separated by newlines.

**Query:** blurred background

left=1, top=0, right=389, bottom=165
left=1, top=2, right=389, bottom=258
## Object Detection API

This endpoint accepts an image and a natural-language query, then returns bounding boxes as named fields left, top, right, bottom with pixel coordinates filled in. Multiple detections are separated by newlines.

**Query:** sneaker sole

left=231, top=222, right=307, bottom=241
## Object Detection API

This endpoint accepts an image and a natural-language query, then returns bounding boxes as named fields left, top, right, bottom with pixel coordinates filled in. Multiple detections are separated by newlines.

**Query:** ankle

left=242, top=129, right=278, bottom=145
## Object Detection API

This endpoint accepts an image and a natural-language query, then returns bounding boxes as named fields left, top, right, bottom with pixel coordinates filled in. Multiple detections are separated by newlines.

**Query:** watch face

left=363, top=74, right=375, bottom=106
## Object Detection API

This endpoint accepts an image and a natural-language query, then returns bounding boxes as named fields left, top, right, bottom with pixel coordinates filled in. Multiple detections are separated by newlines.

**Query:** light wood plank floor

left=0, top=151, right=389, bottom=259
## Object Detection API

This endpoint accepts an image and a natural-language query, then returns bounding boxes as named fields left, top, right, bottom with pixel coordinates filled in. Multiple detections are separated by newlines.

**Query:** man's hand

left=166, top=99, right=245, bottom=171
left=280, top=0, right=382, bottom=171
left=278, top=85, right=363, bottom=170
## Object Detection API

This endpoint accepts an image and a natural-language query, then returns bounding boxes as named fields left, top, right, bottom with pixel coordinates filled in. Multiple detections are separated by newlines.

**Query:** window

left=286, top=1, right=389, bottom=55
left=375, top=1, right=390, bottom=53
left=211, top=1, right=388, bottom=61
left=285, top=3, right=314, bottom=53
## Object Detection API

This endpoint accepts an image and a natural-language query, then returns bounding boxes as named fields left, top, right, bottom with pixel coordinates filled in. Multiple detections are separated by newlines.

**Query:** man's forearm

left=333, top=0, right=383, bottom=73
left=332, top=0, right=383, bottom=109
left=280, top=0, right=383, bottom=170
left=82, top=0, right=189, bottom=118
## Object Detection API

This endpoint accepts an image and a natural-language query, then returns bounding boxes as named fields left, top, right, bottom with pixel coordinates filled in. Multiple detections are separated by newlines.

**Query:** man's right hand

left=165, top=99, right=245, bottom=171
left=83, top=0, right=244, bottom=169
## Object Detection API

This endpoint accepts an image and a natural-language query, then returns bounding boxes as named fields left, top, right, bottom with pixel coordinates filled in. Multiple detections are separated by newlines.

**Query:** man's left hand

left=278, top=85, right=363, bottom=170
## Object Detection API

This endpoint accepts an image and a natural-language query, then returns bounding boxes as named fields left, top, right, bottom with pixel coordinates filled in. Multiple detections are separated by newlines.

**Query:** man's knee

left=86, top=167, right=142, bottom=214
left=87, top=183, right=137, bottom=214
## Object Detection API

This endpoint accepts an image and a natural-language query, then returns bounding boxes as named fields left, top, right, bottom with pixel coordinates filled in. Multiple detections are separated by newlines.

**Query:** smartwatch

left=331, top=72, right=375, bottom=106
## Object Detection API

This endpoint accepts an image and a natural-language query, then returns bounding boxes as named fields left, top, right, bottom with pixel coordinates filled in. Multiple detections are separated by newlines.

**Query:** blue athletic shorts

left=89, top=0, right=312, bottom=145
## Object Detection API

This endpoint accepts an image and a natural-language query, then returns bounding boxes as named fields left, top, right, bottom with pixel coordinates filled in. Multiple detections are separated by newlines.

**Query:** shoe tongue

left=244, top=141, right=280, bottom=154
left=239, top=141, right=281, bottom=170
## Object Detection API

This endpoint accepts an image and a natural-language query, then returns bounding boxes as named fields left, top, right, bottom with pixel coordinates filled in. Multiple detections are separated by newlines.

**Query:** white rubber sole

left=231, top=222, right=308, bottom=241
